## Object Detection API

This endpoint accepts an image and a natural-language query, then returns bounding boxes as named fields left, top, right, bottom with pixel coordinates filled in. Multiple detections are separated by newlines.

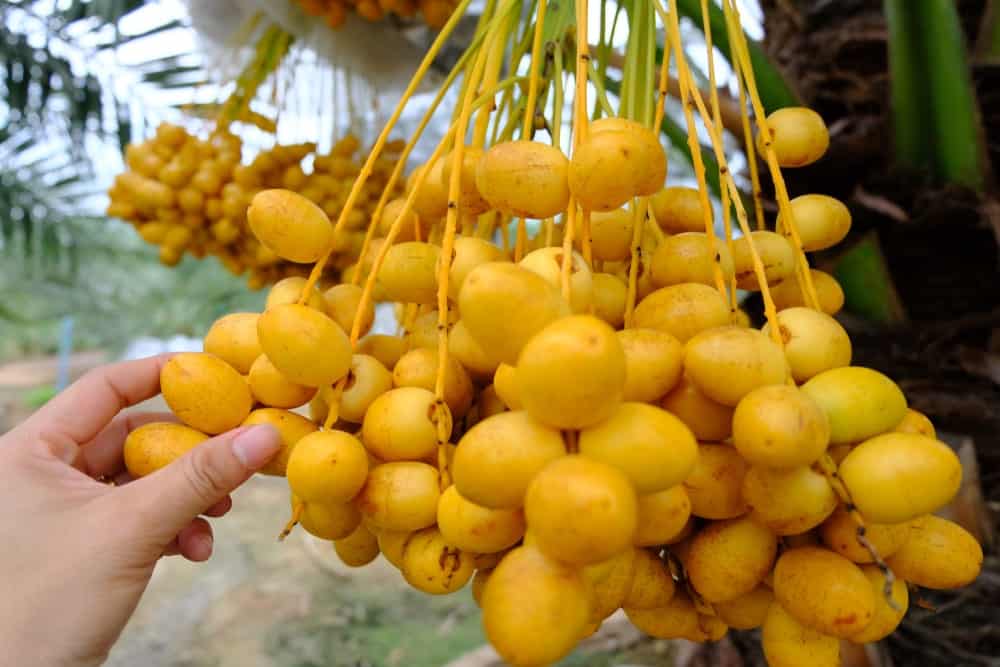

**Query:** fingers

left=109, top=474, right=230, bottom=519
left=122, top=424, right=280, bottom=544
left=163, top=537, right=180, bottom=557
left=163, top=518, right=215, bottom=561
left=204, top=496, right=232, bottom=518
left=112, top=470, right=135, bottom=486
left=77, top=411, right=177, bottom=479
left=19, top=354, right=172, bottom=447
left=177, top=518, right=214, bottom=562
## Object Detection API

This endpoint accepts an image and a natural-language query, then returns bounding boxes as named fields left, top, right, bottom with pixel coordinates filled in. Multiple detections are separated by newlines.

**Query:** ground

left=107, top=474, right=487, bottom=667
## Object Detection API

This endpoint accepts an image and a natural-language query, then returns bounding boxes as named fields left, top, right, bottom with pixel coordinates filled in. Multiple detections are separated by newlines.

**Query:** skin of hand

left=0, top=354, right=282, bottom=667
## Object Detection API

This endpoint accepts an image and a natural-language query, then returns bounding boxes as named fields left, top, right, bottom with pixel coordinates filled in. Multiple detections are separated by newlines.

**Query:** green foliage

left=0, top=1, right=247, bottom=360
left=0, top=223, right=265, bottom=360
left=23, top=385, right=57, bottom=408
left=834, top=233, right=907, bottom=325
left=619, top=0, right=656, bottom=124
left=0, top=128, right=99, bottom=272
left=0, top=0, right=209, bottom=258
left=674, top=0, right=799, bottom=112
left=885, top=0, right=986, bottom=189
left=264, top=583, right=484, bottom=667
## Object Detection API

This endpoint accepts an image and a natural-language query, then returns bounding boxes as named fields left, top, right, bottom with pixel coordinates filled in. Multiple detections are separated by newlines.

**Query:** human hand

left=0, top=354, right=281, bottom=667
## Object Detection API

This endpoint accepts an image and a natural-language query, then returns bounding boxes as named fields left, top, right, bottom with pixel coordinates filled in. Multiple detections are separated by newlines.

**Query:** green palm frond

left=0, top=0, right=210, bottom=266
left=0, top=0, right=239, bottom=355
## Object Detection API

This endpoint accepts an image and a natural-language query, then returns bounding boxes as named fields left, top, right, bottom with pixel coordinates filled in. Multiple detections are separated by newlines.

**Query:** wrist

left=0, top=595, right=108, bottom=667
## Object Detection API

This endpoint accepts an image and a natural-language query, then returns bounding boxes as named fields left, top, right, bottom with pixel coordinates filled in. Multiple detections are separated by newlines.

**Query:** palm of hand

left=0, top=355, right=278, bottom=666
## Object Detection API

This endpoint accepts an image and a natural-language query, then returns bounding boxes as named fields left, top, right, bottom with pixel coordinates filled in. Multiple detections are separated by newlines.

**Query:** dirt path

left=104, top=475, right=489, bottom=667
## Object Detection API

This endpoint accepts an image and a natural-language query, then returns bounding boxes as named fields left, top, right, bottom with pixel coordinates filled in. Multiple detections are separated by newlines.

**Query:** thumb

left=123, top=424, right=281, bottom=543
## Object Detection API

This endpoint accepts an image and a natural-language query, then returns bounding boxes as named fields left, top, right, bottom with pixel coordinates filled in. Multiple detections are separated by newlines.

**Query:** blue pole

left=56, top=316, right=74, bottom=391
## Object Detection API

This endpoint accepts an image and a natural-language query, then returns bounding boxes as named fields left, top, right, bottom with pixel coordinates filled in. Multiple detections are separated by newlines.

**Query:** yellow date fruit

left=684, top=443, right=749, bottom=520
left=773, top=546, right=875, bottom=638
left=458, top=262, right=570, bottom=364
left=401, top=526, right=475, bottom=595
left=355, top=462, right=441, bottom=532
left=684, top=326, right=788, bottom=406
left=517, top=315, right=626, bottom=430
left=452, top=411, right=565, bottom=509
left=482, top=546, right=590, bottom=667
left=334, top=524, right=380, bottom=567
left=733, top=385, right=830, bottom=468
left=525, top=456, right=638, bottom=565
left=247, top=189, right=334, bottom=263
left=242, top=408, right=317, bottom=476
left=742, top=465, right=837, bottom=535
left=839, top=433, right=961, bottom=523
left=160, top=352, right=252, bottom=435
left=801, top=366, right=908, bottom=445
left=633, top=486, right=692, bottom=547
left=633, top=283, right=730, bottom=343
left=203, top=312, right=262, bottom=374
left=617, top=328, right=683, bottom=403
left=258, top=303, right=352, bottom=387
left=885, top=515, right=983, bottom=589
left=436, top=485, right=526, bottom=554
left=762, top=602, right=840, bottom=667
left=686, top=517, right=778, bottom=603
left=476, top=141, right=571, bottom=219
left=286, top=430, right=368, bottom=505
left=579, top=402, right=697, bottom=494
left=848, top=565, right=908, bottom=643
left=123, top=422, right=208, bottom=477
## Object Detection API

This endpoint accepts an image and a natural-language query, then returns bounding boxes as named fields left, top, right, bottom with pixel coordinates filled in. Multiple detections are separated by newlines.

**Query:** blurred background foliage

left=0, top=0, right=263, bottom=361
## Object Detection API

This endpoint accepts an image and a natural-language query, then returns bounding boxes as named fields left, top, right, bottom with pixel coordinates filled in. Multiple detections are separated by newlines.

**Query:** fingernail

left=231, top=425, right=281, bottom=469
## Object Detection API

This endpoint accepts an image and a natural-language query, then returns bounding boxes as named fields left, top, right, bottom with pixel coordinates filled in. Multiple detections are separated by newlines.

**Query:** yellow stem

left=433, top=21, right=498, bottom=467
left=560, top=0, right=590, bottom=296
left=721, top=1, right=765, bottom=231
left=699, top=0, right=738, bottom=315
left=652, top=12, right=672, bottom=131
left=662, top=0, right=781, bottom=341
left=623, top=197, right=650, bottom=327
left=574, top=0, right=591, bottom=148
left=437, top=438, right=453, bottom=489
left=623, top=2, right=674, bottom=327
left=297, top=0, right=475, bottom=305
left=476, top=210, right=499, bottom=238
left=514, top=219, right=528, bottom=260
left=521, top=0, right=549, bottom=139
left=659, top=0, right=726, bottom=301
left=401, top=303, right=420, bottom=336
left=722, top=0, right=820, bottom=311
left=474, top=10, right=510, bottom=147
left=560, top=202, right=578, bottom=301
left=580, top=209, right=593, bottom=267
left=322, top=379, right=346, bottom=430
left=816, top=454, right=900, bottom=610
left=350, top=121, right=460, bottom=345
left=278, top=499, right=303, bottom=541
